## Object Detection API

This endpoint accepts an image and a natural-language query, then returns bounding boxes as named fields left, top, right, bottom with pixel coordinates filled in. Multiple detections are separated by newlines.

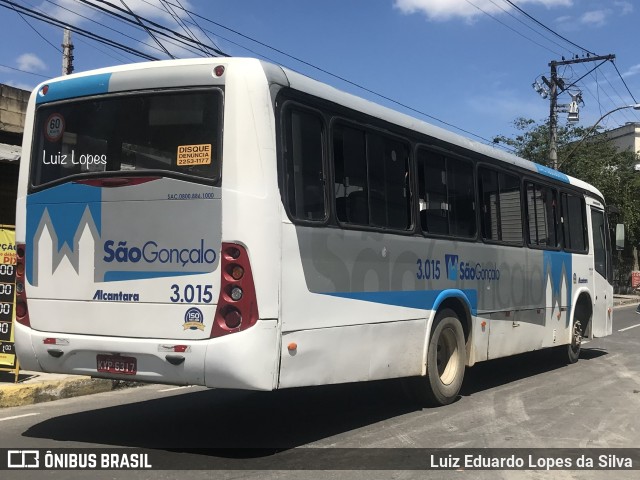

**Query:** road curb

left=614, top=299, right=640, bottom=308
left=0, top=377, right=115, bottom=408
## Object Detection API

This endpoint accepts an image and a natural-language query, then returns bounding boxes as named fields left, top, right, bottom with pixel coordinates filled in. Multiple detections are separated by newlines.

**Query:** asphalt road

left=1, top=304, right=639, bottom=480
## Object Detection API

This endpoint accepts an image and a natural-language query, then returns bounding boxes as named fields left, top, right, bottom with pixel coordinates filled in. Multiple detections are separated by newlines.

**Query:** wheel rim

left=436, top=326, right=459, bottom=385
left=571, top=320, right=582, bottom=354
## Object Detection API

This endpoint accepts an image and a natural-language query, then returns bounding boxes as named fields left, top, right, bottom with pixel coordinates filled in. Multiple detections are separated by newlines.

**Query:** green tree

left=494, top=117, right=640, bottom=240
left=495, top=118, right=640, bottom=287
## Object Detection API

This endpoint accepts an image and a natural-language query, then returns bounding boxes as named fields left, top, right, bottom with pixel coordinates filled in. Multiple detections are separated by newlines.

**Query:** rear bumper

left=14, top=319, right=279, bottom=390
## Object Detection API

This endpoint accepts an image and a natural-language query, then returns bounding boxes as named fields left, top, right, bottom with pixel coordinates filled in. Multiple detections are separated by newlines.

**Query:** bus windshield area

left=30, top=88, right=222, bottom=188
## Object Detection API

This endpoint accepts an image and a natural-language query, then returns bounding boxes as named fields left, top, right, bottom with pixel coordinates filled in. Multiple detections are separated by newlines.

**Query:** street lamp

left=560, top=103, right=640, bottom=168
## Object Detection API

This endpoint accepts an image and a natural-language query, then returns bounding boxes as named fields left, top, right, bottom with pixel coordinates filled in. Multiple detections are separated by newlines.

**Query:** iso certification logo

left=182, top=307, right=205, bottom=331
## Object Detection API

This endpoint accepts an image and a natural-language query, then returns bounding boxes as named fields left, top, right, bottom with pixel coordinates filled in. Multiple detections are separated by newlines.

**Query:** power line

left=488, top=0, right=569, bottom=55
left=119, top=0, right=174, bottom=58
left=174, top=0, right=221, bottom=51
left=9, top=1, right=61, bottom=53
left=495, top=1, right=637, bottom=127
left=0, top=63, right=49, bottom=78
left=78, top=0, right=227, bottom=57
left=34, top=0, right=189, bottom=60
left=158, top=0, right=214, bottom=56
left=464, top=0, right=562, bottom=56
left=4, top=0, right=516, bottom=152
left=157, top=0, right=207, bottom=56
left=35, top=0, right=138, bottom=63
left=138, top=1, right=510, bottom=149
left=63, top=0, right=212, bottom=58
left=0, top=0, right=159, bottom=60
left=502, top=0, right=596, bottom=56
left=611, top=60, right=638, bottom=104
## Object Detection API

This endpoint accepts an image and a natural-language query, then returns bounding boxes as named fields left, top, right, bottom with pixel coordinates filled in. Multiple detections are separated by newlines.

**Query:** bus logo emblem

left=183, top=307, right=205, bottom=331
left=445, top=254, right=459, bottom=280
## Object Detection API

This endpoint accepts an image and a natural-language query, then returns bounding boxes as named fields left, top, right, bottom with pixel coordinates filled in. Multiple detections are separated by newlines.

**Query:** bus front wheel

left=556, top=320, right=582, bottom=364
left=413, top=309, right=466, bottom=406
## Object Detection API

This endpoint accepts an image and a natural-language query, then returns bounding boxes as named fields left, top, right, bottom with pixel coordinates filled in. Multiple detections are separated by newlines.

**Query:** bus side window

left=333, top=124, right=368, bottom=225
left=284, top=108, right=326, bottom=222
left=478, top=167, right=522, bottom=244
left=561, top=192, right=587, bottom=252
left=418, top=149, right=475, bottom=238
left=526, top=182, right=559, bottom=248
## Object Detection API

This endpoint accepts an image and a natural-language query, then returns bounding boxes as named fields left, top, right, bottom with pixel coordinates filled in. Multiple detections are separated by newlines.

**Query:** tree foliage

left=494, top=118, right=640, bottom=246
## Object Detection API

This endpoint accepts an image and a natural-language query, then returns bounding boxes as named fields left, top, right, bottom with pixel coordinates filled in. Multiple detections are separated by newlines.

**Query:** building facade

left=0, top=84, right=29, bottom=226
left=604, top=122, right=640, bottom=156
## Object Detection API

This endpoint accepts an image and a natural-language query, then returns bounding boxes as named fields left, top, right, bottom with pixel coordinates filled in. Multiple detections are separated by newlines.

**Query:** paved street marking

left=0, top=413, right=40, bottom=422
left=158, top=386, right=194, bottom=392
left=618, top=323, right=640, bottom=332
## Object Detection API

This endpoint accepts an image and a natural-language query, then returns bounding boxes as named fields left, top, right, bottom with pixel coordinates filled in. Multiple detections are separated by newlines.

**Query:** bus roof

left=31, top=57, right=604, bottom=200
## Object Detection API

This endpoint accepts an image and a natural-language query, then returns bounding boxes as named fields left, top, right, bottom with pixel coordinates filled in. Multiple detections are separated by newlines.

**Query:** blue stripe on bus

left=36, top=73, right=112, bottom=104
left=321, top=288, right=477, bottom=315
left=535, top=164, right=570, bottom=183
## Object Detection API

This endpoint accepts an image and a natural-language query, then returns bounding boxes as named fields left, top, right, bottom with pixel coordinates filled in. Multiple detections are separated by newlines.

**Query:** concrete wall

left=0, top=84, right=29, bottom=135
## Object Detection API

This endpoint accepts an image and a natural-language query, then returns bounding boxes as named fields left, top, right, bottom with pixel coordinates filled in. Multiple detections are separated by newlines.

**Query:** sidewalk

left=0, top=370, right=121, bottom=408
left=613, top=294, right=640, bottom=307
left=1, top=295, right=639, bottom=408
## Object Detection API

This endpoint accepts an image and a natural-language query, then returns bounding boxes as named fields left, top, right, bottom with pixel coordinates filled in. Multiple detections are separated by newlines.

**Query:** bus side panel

left=204, top=319, right=279, bottom=390
left=486, top=246, right=588, bottom=359
left=278, top=320, right=425, bottom=388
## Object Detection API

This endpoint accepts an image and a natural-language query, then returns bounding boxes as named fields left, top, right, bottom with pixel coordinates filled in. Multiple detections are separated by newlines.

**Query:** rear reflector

left=43, top=338, right=69, bottom=345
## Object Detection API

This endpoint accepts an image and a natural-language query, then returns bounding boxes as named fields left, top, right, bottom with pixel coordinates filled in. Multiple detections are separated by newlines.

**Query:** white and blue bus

left=15, top=58, right=613, bottom=405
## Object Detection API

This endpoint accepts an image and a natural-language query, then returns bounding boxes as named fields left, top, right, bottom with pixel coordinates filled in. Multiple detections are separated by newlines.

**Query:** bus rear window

left=31, top=89, right=222, bottom=187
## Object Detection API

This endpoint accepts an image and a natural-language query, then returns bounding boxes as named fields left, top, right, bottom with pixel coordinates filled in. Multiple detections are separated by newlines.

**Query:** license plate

left=96, top=354, right=137, bottom=375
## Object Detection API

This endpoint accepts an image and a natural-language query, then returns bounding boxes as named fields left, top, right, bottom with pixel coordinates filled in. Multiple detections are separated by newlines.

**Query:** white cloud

left=36, top=0, right=100, bottom=25
left=579, top=10, right=608, bottom=26
left=556, top=8, right=613, bottom=31
left=614, top=1, right=633, bottom=15
left=393, top=0, right=573, bottom=22
left=16, top=53, right=47, bottom=72
left=623, top=64, right=640, bottom=78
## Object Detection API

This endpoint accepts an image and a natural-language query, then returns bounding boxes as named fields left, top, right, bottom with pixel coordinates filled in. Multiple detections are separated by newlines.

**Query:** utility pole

left=62, top=28, right=74, bottom=75
left=549, top=61, right=558, bottom=170
left=544, top=54, right=615, bottom=169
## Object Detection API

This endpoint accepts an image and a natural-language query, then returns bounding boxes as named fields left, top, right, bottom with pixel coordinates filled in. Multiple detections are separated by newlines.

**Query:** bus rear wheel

left=413, top=309, right=466, bottom=406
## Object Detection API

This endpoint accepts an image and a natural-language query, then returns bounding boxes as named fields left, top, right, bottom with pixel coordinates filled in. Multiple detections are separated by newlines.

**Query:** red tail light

left=211, top=243, right=258, bottom=338
left=15, top=242, right=31, bottom=327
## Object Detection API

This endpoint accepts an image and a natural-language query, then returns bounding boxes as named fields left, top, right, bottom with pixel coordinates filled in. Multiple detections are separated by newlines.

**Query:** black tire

left=412, top=309, right=466, bottom=406
left=557, top=320, right=582, bottom=364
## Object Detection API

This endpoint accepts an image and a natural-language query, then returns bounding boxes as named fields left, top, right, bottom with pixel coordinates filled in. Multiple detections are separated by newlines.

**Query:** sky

left=1, top=0, right=639, bottom=150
